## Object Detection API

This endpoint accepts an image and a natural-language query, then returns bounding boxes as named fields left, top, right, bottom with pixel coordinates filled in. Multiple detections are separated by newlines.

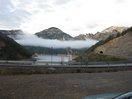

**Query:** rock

left=35, top=27, right=75, bottom=40
left=94, top=27, right=132, bottom=57
left=0, top=29, right=24, bottom=40
left=75, top=26, right=129, bottom=40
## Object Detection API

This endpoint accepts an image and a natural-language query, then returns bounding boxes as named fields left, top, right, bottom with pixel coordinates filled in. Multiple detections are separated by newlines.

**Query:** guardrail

left=0, top=60, right=132, bottom=66
left=0, top=60, right=33, bottom=65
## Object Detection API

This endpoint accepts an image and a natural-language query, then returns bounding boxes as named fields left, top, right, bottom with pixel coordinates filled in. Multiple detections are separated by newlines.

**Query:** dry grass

left=0, top=66, right=132, bottom=75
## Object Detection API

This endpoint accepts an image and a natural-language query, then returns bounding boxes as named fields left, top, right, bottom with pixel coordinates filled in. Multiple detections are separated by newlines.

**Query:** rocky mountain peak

left=44, top=27, right=63, bottom=34
left=75, top=26, right=129, bottom=41
left=101, top=26, right=128, bottom=33
left=35, top=27, right=74, bottom=40
left=75, top=33, right=94, bottom=40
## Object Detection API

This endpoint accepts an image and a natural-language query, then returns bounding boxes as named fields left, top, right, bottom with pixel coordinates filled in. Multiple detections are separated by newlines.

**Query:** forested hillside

left=0, top=32, right=33, bottom=60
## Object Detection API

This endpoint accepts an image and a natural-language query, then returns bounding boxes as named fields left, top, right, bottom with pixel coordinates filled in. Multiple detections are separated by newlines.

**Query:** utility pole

left=51, top=47, right=53, bottom=65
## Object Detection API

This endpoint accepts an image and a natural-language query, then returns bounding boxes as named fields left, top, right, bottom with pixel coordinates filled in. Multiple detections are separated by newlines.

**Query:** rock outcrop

left=35, top=27, right=74, bottom=40
left=75, top=33, right=95, bottom=40
left=0, top=30, right=24, bottom=40
left=75, top=26, right=128, bottom=40
left=94, top=27, right=132, bottom=57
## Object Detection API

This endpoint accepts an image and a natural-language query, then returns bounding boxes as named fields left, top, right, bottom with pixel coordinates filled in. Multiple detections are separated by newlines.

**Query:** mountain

left=35, top=27, right=75, bottom=40
left=0, top=29, right=24, bottom=40
left=75, top=26, right=128, bottom=40
left=101, top=26, right=128, bottom=33
left=94, top=26, right=129, bottom=40
left=94, top=27, right=132, bottom=57
left=75, top=33, right=95, bottom=40
left=77, top=27, right=132, bottom=62
left=0, top=32, right=32, bottom=60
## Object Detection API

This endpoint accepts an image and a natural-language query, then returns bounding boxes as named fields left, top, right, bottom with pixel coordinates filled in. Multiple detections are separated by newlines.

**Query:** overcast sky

left=0, top=0, right=132, bottom=36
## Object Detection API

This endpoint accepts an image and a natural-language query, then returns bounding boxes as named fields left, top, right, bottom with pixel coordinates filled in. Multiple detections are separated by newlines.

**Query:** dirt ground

left=0, top=70, right=132, bottom=99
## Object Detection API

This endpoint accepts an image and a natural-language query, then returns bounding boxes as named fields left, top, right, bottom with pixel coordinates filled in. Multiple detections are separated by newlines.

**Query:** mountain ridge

left=0, top=29, right=24, bottom=40
left=0, top=26, right=129, bottom=41
left=35, top=27, right=75, bottom=40
left=94, top=27, right=132, bottom=57
left=75, top=26, right=129, bottom=40
left=0, top=32, right=32, bottom=60
left=75, top=27, right=132, bottom=62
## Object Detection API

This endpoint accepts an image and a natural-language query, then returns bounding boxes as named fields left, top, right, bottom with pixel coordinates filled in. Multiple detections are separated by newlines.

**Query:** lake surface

left=35, top=54, right=73, bottom=62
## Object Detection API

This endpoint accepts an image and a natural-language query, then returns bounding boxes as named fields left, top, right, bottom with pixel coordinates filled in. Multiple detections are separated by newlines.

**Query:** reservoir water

left=36, top=54, right=73, bottom=62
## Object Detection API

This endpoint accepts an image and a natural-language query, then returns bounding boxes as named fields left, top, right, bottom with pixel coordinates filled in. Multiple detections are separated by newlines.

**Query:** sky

left=0, top=0, right=132, bottom=37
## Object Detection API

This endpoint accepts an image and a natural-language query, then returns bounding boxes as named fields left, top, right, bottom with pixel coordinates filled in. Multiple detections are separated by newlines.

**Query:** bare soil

left=0, top=70, right=132, bottom=99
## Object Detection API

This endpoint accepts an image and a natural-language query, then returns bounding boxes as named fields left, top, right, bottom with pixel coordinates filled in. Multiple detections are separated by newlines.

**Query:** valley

left=0, top=26, right=132, bottom=61
left=0, top=1, right=132, bottom=99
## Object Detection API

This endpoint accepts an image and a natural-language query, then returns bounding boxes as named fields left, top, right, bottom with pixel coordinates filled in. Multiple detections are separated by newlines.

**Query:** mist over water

left=16, top=34, right=98, bottom=49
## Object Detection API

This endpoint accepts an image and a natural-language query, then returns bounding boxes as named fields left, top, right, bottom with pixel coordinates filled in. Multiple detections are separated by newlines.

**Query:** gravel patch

left=0, top=70, right=132, bottom=99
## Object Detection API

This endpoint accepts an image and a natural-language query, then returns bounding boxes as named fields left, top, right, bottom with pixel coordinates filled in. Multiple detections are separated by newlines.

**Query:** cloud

left=0, top=0, right=132, bottom=36
left=53, top=0, right=71, bottom=5
left=0, top=0, right=14, bottom=13
left=0, top=10, right=30, bottom=28
left=0, top=0, right=51, bottom=29
left=16, top=34, right=98, bottom=49
left=0, top=0, right=31, bottom=29
left=115, top=0, right=125, bottom=3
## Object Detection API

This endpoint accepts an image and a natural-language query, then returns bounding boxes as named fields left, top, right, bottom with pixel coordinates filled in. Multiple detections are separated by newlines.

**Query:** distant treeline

left=24, top=46, right=87, bottom=55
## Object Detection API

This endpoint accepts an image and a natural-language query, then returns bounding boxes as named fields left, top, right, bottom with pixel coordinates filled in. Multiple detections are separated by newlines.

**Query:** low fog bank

left=16, top=34, right=98, bottom=49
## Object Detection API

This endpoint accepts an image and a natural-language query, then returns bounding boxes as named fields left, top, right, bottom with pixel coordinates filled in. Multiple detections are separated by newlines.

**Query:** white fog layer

left=16, top=34, right=98, bottom=49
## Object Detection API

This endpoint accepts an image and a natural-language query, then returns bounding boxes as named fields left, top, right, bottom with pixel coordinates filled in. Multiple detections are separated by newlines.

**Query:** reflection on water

left=36, top=54, right=73, bottom=62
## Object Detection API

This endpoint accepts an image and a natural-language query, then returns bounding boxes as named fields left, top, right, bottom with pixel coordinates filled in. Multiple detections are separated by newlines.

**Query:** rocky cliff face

left=0, top=30, right=24, bottom=40
left=75, top=33, right=95, bottom=40
left=35, top=27, right=74, bottom=40
left=94, top=27, right=132, bottom=57
left=101, top=26, right=128, bottom=33
left=94, top=26, right=128, bottom=40
left=75, top=26, right=128, bottom=40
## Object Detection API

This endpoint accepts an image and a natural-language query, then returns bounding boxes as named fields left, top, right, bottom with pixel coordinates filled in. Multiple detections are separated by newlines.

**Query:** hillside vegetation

left=76, top=27, right=132, bottom=62
left=86, top=27, right=132, bottom=53
left=0, top=32, right=33, bottom=60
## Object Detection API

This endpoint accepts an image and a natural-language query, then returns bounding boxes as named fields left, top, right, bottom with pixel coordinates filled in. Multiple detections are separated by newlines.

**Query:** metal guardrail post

left=107, top=62, right=110, bottom=70
left=124, top=61, right=127, bottom=66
